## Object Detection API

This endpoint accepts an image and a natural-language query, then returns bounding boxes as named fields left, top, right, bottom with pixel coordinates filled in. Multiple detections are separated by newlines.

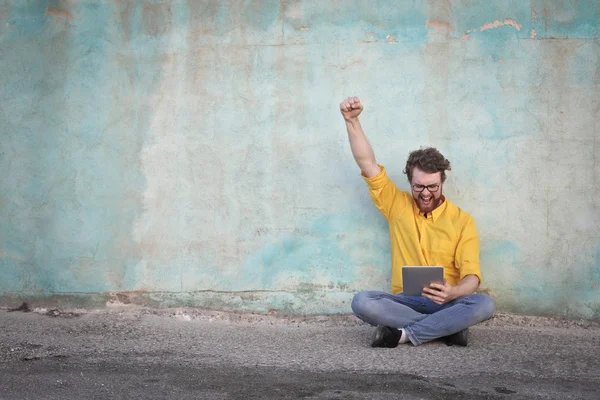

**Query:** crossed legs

left=351, top=291, right=495, bottom=346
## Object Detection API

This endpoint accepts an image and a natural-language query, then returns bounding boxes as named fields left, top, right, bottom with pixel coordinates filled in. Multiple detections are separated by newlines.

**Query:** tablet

left=402, top=266, right=444, bottom=296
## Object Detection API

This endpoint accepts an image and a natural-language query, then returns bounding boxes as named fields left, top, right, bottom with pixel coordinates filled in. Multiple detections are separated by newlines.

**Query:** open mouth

left=420, top=195, right=433, bottom=207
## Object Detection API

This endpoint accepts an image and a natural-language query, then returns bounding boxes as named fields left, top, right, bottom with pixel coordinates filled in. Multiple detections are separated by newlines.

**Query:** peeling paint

left=460, top=28, right=478, bottom=41
left=425, top=19, right=453, bottom=34
left=530, top=28, right=537, bottom=39
left=480, top=18, right=522, bottom=32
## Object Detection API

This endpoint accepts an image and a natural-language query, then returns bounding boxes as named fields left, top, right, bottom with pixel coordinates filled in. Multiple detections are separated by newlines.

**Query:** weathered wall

left=1, top=0, right=598, bottom=318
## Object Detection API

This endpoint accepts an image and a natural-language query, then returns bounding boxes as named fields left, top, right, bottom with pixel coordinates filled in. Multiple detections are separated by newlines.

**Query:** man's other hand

left=422, top=281, right=457, bottom=305
left=340, top=96, right=363, bottom=121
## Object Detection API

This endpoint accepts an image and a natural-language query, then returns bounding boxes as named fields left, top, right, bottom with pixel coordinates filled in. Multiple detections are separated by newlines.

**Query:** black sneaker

left=371, top=325, right=402, bottom=348
left=442, top=328, right=469, bottom=346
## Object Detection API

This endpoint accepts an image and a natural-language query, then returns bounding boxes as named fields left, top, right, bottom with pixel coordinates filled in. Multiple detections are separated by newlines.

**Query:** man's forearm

left=345, top=118, right=380, bottom=177
left=452, top=275, right=480, bottom=298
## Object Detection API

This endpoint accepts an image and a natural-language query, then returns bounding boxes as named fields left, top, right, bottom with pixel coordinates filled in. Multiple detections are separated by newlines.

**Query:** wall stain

left=45, top=8, right=72, bottom=22
left=141, top=3, right=172, bottom=37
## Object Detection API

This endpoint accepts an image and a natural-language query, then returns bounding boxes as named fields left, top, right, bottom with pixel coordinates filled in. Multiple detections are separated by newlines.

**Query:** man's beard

left=415, top=193, right=441, bottom=213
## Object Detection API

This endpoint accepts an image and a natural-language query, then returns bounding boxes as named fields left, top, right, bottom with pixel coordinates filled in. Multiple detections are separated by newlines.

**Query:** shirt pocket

left=427, top=239, right=456, bottom=267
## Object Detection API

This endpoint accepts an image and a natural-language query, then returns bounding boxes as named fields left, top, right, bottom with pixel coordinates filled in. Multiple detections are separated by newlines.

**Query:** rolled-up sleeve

left=455, top=216, right=482, bottom=284
left=362, top=165, right=408, bottom=219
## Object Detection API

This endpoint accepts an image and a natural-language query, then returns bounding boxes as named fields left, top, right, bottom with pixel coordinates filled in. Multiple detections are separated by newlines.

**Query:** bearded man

left=340, top=96, right=495, bottom=347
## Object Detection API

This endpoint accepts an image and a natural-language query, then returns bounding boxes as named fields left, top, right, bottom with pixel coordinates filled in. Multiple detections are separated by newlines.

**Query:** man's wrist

left=344, top=117, right=360, bottom=126
left=449, top=285, right=460, bottom=301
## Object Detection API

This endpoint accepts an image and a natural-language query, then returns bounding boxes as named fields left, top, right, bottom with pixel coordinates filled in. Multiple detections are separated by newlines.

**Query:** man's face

left=410, top=167, right=443, bottom=214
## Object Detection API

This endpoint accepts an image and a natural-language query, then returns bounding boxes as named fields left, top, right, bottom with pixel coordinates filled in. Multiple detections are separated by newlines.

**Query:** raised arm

left=340, top=97, right=381, bottom=178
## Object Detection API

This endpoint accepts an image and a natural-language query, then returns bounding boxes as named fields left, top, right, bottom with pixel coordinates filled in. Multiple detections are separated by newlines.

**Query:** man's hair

left=403, top=147, right=451, bottom=183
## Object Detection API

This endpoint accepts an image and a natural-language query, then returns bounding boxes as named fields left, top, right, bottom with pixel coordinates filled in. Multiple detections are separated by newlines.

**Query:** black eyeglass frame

left=411, top=183, right=441, bottom=193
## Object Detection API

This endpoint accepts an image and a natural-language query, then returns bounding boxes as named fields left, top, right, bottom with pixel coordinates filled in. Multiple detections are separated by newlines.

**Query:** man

left=340, top=96, right=495, bottom=347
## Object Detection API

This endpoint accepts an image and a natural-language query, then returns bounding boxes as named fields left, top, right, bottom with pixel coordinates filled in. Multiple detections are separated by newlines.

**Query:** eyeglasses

left=412, top=184, right=440, bottom=193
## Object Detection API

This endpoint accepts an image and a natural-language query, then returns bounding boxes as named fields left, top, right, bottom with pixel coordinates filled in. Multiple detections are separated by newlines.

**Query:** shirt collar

left=413, top=195, right=447, bottom=223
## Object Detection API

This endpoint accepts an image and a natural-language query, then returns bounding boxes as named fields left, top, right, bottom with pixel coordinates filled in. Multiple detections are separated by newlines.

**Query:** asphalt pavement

left=0, top=306, right=599, bottom=399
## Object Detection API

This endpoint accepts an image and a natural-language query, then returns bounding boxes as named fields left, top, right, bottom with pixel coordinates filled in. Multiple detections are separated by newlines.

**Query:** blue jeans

left=351, top=291, right=495, bottom=346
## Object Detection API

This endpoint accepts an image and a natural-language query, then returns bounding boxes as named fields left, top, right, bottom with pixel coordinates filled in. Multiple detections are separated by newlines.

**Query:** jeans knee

left=474, top=294, right=496, bottom=320
left=351, top=291, right=370, bottom=316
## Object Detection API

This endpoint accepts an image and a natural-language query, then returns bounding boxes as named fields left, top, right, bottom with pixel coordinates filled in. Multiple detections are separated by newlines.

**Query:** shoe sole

left=443, top=328, right=469, bottom=347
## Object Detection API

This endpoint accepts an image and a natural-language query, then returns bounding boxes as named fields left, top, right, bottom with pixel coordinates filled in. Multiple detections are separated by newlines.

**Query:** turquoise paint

left=479, top=239, right=519, bottom=289
left=591, top=245, right=600, bottom=317
left=283, top=1, right=428, bottom=45
left=6, top=1, right=48, bottom=36
left=0, top=0, right=157, bottom=294
left=569, top=41, right=600, bottom=86
left=481, top=240, right=519, bottom=266
left=236, top=208, right=390, bottom=296
left=594, top=245, right=600, bottom=289
left=1, top=1, right=599, bottom=319
left=531, top=0, right=600, bottom=38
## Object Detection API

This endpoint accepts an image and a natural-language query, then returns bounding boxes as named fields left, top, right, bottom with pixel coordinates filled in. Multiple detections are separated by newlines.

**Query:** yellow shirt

left=363, top=165, right=482, bottom=294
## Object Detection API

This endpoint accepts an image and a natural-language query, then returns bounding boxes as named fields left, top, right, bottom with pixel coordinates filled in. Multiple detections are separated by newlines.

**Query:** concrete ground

left=0, top=306, right=599, bottom=400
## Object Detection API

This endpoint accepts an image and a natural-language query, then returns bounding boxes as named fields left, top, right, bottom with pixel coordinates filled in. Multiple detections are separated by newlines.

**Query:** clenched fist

left=340, top=96, right=363, bottom=121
